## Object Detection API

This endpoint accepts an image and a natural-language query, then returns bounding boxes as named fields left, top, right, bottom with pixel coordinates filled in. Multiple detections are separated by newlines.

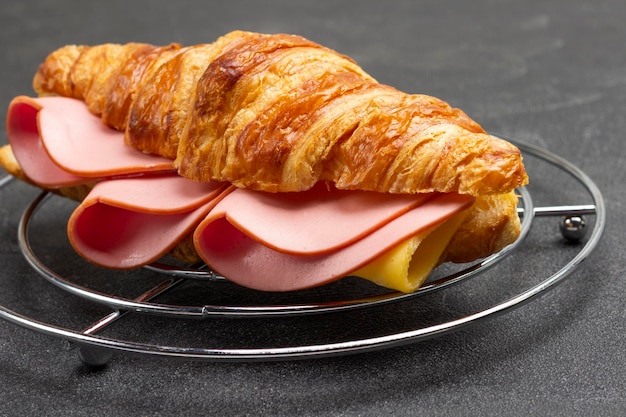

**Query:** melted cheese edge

left=353, top=209, right=469, bottom=293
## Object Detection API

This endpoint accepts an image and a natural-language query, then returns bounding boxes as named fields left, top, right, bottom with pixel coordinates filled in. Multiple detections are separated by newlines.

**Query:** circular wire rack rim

left=0, top=140, right=606, bottom=362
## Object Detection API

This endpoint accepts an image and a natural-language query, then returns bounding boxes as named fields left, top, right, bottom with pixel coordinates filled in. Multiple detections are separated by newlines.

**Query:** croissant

left=33, top=30, right=526, bottom=195
left=4, top=30, right=527, bottom=270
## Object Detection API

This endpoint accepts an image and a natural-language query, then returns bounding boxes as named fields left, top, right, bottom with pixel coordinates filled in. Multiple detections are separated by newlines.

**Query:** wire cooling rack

left=0, top=140, right=605, bottom=366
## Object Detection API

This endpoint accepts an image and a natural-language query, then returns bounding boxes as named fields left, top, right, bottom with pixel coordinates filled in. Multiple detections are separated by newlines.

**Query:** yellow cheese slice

left=352, top=210, right=469, bottom=293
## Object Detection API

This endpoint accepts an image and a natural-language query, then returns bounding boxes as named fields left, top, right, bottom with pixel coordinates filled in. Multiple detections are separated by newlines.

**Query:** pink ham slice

left=68, top=174, right=231, bottom=269
left=201, top=183, right=434, bottom=256
left=6, top=96, right=174, bottom=188
left=194, top=189, right=474, bottom=292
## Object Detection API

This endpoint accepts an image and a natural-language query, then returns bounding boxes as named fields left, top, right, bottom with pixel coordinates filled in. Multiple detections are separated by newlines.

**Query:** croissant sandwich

left=0, top=30, right=528, bottom=293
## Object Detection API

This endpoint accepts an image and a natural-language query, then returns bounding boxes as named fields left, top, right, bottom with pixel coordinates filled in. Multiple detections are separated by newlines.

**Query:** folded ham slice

left=194, top=189, right=473, bottom=291
left=198, top=183, right=435, bottom=256
left=6, top=96, right=174, bottom=187
left=68, top=175, right=229, bottom=268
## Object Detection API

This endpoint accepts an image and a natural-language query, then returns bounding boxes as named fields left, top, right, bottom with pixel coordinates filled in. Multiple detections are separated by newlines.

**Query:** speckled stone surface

left=0, top=1, right=624, bottom=415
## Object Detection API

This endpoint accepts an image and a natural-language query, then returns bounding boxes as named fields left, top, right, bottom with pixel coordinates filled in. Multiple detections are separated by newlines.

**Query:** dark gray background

left=0, top=1, right=624, bottom=416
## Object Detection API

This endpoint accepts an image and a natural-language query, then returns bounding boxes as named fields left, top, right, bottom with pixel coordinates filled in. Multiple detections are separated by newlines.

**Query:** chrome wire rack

left=0, top=140, right=605, bottom=366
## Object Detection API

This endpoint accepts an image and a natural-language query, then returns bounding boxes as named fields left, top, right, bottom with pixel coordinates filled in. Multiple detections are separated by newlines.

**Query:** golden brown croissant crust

left=33, top=30, right=528, bottom=196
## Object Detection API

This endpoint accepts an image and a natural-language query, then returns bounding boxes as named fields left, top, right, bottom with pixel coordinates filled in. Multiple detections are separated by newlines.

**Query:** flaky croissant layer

left=33, top=30, right=527, bottom=196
